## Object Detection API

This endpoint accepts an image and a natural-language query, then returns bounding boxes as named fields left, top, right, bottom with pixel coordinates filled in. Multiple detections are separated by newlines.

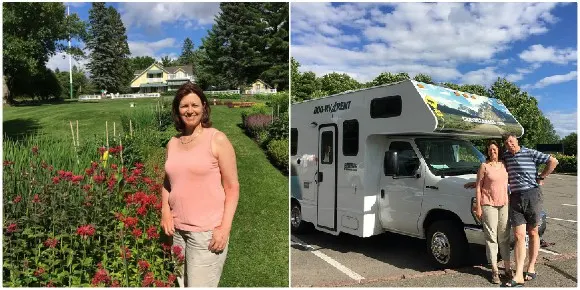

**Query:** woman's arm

left=161, top=141, right=174, bottom=236
left=209, top=131, right=240, bottom=252
left=474, top=163, right=486, bottom=219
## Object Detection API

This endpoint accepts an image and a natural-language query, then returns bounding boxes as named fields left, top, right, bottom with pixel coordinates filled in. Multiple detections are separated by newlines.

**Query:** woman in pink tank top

left=161, top=82, right=239, bottom=287
left=474, top=140, right=511, bottom=284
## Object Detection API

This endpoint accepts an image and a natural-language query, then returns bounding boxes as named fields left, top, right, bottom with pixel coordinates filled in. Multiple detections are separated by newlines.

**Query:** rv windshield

left=415, top=138, right=485, bottom=177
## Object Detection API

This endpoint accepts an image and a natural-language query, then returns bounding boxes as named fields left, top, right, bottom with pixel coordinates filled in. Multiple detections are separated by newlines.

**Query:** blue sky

left=291, top=2, right=577, bottom=138
left=48, top=2, right=221, bottom=71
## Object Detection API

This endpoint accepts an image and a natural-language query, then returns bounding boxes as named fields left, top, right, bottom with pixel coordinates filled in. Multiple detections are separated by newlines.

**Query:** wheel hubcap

left=431, top=232, right=451, bottom=264
left=291, top=206, right=301, bottom=228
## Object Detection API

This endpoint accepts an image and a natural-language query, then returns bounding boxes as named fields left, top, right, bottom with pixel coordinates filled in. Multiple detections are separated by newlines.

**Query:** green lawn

left=3, top=98, right=289, bottom=287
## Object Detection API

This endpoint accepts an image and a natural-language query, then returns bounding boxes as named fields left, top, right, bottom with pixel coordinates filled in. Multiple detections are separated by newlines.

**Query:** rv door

left=317, top=125, right=337, bottom=231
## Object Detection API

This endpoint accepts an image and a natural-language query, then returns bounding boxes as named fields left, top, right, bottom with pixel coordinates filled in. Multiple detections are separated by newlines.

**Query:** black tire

left=426, top=220, right=469, bottom=269
left=291, top=202, right=309, bottom=234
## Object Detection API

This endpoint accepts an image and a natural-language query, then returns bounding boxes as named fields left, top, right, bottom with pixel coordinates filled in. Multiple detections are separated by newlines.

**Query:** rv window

left=343, top=120, right=359, bottom=156
left=291, top=128, right=298, bottom=156
left=321, top=131, right=333, bottom=164
left=386, top=141, right=419, bottom=176
left=370, top=95, right=402, bottom=119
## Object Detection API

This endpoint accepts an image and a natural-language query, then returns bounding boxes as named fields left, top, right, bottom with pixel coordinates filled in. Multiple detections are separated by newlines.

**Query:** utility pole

left=68, top=5, right=73, bottom=100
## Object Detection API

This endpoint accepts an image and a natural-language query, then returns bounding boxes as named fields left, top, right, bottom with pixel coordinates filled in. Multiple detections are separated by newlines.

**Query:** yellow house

left=131, top=63, right=195, bottom=93
left=244, top=79, right=277, bottom=95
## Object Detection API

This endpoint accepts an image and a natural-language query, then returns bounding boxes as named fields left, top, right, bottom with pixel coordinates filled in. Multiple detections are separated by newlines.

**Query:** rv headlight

left=470, top=197, right=482, bottom=226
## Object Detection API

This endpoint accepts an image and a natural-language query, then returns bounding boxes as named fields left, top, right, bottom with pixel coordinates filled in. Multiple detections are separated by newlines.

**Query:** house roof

left=131, top=64, right=194, bottom=82
left=164, top=65, right=193, bottom=76
left=254, top=79, right=271, bottom=88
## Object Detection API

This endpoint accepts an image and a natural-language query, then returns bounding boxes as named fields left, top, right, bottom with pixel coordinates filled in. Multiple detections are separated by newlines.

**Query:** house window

left=342, top=119, right=359, bottom=156
left=370, top=95, right=402, bottom=118
left=291, top=128, right=298, bottom=156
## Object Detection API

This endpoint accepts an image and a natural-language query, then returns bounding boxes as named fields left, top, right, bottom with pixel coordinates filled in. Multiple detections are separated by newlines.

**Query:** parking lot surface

left=291, top=174, right=577, bottom=287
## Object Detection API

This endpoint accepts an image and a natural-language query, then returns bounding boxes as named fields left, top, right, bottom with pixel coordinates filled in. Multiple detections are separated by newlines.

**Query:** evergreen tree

left=200, top=3, right=288, bottom=90
left=179, top=38, right=196, bottom=66
left=86, top=3, right=131, bottom=93
left=129, top=56, right=156, bottom=71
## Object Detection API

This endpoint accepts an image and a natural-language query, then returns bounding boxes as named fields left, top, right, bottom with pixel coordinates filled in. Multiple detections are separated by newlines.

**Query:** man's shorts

left=509, top=187, right=543, bottom=227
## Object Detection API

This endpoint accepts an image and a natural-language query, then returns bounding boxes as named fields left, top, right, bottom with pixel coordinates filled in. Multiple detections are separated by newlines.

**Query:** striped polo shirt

left=503, top=146, right=550, bottom=194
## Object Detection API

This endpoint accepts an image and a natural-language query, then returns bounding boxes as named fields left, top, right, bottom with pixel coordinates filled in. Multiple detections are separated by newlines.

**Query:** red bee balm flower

left=168, top=274, right=177, bottom=284
left=120, top=246, right=132, bottom=259
left=76, top=224, right=96, bottom=238
left=13, top=196, right=22, bottom=203
left=135, top=162, right=144, bottom=169
left=32, top=194, right=40, bottom=203
left=32, top=146, right=39, bottom=155
left=93, top=174, right=106, bottom=184
left=136, top=206, right=147, bottom=216
left=138, top=259, right=150, bottom=271
left=6, top=223, right=17, bottom=233
left=147, top=226, right=159, bottom=239
left=98, top=147, right=106, bottom=155
left=111, top=164, right=118, bottom=170
left=52, top=176, right=61, bottom=184
left=44, top=237, right=59, bottom=248
left=132, top=228, right=143, bottom=238
left=142, top=272, right=155, bottom=287
left=123, top=216, right=138, bottom=228
left=91, top=268, right=111, bottom=286
left=172, top=245, right=183, bottom=257
left=33, top=268, right=45, bottom=276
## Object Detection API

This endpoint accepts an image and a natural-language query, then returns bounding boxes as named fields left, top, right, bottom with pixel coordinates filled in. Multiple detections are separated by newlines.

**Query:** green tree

left=160, top=56, right=177, bottom=67
left=371, top=72, right=410, bottom=86
left=489, top=78, right=554, bottom=148
left=290, top=58, right=321, bottom=102
left=413, top=73, right=434, bottom=84
left=561, top=132, right=577, bottom=156
left=86, top=3, right=131, bottom=93
left=55, top=65, right=90, bottom=98
left=3, top=2, right=85, bottom=103
left=319, top=73, right=361, bottom=96
left=459, top=84, right=489, bottom=97
left=200, top=3, right=288, bottom=90
left=129, top=56, right=156, bottom=72
left=178, top=38, right=196, bottom=66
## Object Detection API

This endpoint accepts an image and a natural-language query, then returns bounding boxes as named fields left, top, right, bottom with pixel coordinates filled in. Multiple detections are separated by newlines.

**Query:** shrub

left=552, top=153, right=577, bottom=173
left=241, top=104, right=271, bottom=127
left=267, top=138, right=288, bottom=174
left=244, top=114, right=272, bottom=139
left=268, top=112, right=288, bottom=141
left=266, top=92, right=289, bottom=116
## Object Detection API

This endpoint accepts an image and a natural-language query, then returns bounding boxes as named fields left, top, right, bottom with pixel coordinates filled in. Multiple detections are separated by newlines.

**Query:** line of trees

left=291, top=57, right=576, bottom=150
left=3, top=2, right=289, bottom=104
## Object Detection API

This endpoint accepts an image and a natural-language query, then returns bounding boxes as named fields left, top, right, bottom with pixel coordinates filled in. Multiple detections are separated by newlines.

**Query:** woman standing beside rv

left=161, top=82, right=240, bottom=287
left=474, top=140, right=511, bottom=284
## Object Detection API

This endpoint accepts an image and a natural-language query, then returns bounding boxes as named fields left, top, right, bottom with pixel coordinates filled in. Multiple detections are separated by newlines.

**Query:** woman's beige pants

left=173, top=229, right=229, bottom=287
left=482, top=204, right=511, bottom=268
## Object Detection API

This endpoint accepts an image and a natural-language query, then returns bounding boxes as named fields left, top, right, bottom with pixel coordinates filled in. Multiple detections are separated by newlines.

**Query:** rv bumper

left=464, top=225, right=485, bottom=245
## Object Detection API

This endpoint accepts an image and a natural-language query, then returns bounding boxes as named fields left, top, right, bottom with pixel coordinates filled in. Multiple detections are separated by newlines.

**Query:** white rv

left=290, top=80, right=544, bottom=268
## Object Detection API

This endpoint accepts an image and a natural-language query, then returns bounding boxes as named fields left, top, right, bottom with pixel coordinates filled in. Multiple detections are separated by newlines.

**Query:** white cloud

left=119, top=3, right=220, bottom=31
left=519, top=44, right=577, bottom=64
left=64, top=2, right=87, bottom=8
left=292, top=3, right=562, bottom=83
left=545, top=111, right=577, bottom=138
left=524, top=71, right=577, bottom=89
left=128, top=38, right=178, bottom=58
left=46, top=51, right=90, bottom=74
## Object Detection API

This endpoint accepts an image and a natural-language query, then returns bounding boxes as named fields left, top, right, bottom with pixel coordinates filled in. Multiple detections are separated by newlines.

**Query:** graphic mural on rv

left=414, top=81, right=523, bottom=137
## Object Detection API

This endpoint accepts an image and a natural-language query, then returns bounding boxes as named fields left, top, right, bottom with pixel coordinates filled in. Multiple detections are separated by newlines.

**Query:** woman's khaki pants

left=173, top=229, right=229, bottom=287
left=482, top=204, right=511, bottom=269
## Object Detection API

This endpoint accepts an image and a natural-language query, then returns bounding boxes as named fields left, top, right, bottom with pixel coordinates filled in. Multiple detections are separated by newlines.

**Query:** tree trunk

left=3, top=76, right=12, bottom=105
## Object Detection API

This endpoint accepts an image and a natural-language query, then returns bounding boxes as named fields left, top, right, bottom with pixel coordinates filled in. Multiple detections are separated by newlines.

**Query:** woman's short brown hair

left=172, top=82, right=212, bottom=132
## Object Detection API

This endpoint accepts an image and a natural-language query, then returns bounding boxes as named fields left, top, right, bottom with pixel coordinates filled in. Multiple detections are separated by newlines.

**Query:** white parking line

left=539, top=248, right=560, bottom=256
left=547, top=217, right=577, bottom=223
left=292, top=236, right=365, bottom=282
left=561, top=204, right=576, bottom=207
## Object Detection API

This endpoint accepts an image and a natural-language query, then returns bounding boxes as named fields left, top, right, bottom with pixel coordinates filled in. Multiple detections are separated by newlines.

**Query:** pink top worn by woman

left=480, top=163, right=509, bottom=207
left=164, top=128, right=225, bottom=232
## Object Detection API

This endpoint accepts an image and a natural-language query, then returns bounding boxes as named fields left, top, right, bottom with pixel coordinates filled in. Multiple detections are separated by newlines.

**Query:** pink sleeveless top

left=480, top=163, right=508, bottom=207
left=164, top=128, right=225, bottom=232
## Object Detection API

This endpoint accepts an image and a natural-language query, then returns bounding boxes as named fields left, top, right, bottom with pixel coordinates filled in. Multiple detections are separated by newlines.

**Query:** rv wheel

left=426, top=221, right=468, bottom=269
left=291, top=202, right=309, bottom=234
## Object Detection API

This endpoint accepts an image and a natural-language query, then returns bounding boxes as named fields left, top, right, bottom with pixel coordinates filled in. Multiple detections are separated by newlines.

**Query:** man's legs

left=526, top=225, right=540, bottom=275
left=525, top=188, right=543, bottom=278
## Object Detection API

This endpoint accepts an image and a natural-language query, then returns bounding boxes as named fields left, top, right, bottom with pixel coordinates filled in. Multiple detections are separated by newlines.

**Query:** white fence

left=205, top=90, right=240, bottom=95
left=244, top=89, right=277, bottom=95
left=78, top=95, right=102, bottom=101
left=79, top=93, right=160, bottom=101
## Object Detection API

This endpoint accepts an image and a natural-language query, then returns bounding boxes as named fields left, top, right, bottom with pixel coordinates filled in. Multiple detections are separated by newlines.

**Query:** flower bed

left=3, top=144, right=182, bottom=287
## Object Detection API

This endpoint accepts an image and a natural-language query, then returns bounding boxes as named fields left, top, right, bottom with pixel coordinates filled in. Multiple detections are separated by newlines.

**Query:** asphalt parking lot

left=291, top=174, right=577, bottom=287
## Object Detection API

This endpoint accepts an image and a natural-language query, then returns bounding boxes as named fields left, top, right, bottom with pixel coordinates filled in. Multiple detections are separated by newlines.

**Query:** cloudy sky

left=47, top=2, right=220, bottom=72
left=291, top=2, right=577, bottom=137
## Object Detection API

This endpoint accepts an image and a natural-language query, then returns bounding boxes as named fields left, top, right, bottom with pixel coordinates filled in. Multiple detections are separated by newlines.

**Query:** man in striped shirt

left=502, top=133, right=558, bottom=287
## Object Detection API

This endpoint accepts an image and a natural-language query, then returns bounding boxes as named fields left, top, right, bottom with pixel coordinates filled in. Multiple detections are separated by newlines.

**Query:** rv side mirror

left=384, top=151, right=398, bottom=176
